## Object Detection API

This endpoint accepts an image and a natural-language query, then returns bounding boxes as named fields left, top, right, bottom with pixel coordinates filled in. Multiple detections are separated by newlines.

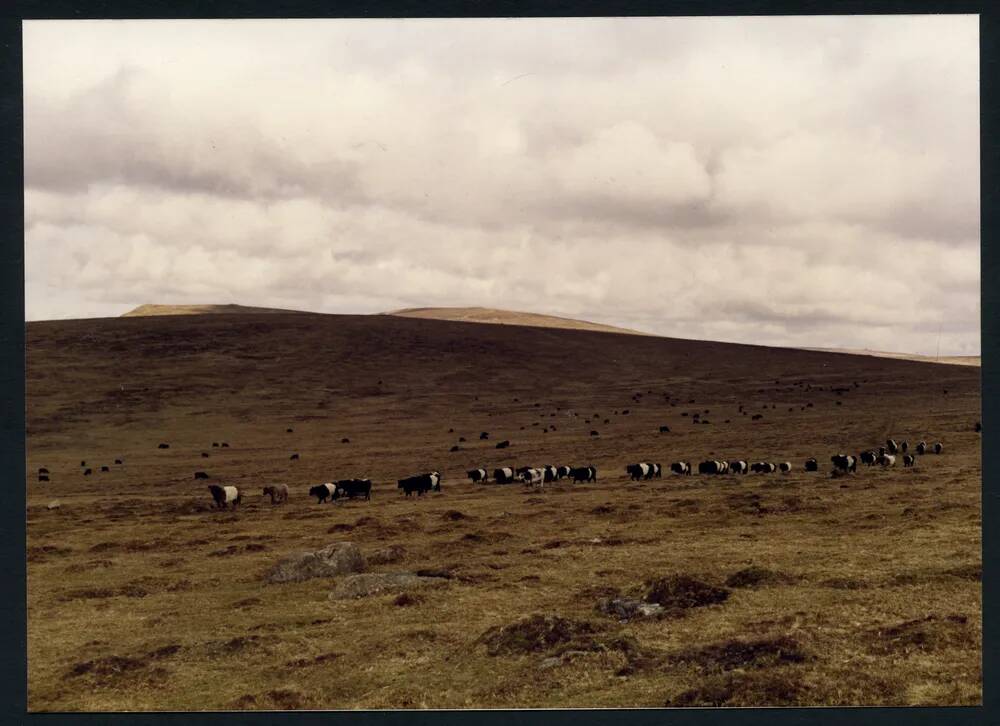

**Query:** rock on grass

left=263, top=542, right=364, bottom=584
left=328, top=572, right=448, bottom=600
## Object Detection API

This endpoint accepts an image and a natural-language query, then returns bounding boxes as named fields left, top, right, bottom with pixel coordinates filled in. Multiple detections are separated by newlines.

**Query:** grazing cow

left=263, top=484, right=289, bottom=504
left=698, top=460, right=726, bottom=475
left=804, top=458, right=818, bottom=472
left=729, top=460, right=749, bottom=475
left=493, top=467, right=516, bottom=484
left=496, top=440, right=511, bottom=449
left=886, top=439, right=899, bottom=454
left=915, top=441, right=927, bottom=455
left=309, top=483, right=337, bottom=503
left=860, top=450, right=878, bottom=467
left=398, top=472, right=440, bottom=497
left=114, top=459, right=123, bottom=465
left=659, top=425, right=670, bottom=433
left=342, top=438, right=350, bottom=444
left=651, top=463, right=662, bottom=478
left=543, top=465, right=559, bottom=483
left=556, top=465, right=571, bottom=480
left=879, top=454, right=896, bottom=467
left=449, top=445, right=460, bottom=452
left=212, top=442, right=219, bottom=448
left=521, top=468, right=545, bottom=487
left=467, top=468, right=488, bottom=484
left=779, top=462, right=792, bottom=473
left=194, top=471, right=209, bottom=480
left=590, top=430, right=599, bottom=437
left=158, top=443, right=169, bottom=449
left=201, top=452, right=210, bottom=458
left=333, top=479, right=373, bottom=501
left=287, top=428, right=294, bottom=433
left=208, top=484, right=242, bottom=510
left=290, top=453, right=300, bottom=461
left=459, top=437, right=466, bottom=442
left=570, top=466, right=597, bottom=483
left=752, top=414, right=763, bottom=421
left=903, top=454, right=916, bottom=467
left=900, top=440, right=909, bottom=453
left=975, top=422, right=982, bottom=433
left=38, top=474, right=49, bottom=482
left=80, top=461, right=86, bottom=467
left=751, top=462, right=777, bottom=474
left=670, top=461, right=692, bottom=475
left=933, top=442, right=944, bottom=454
left=878, top=447, right=887, bottom=457
left=38, top=467, right=49, bottom=475
left=831, top=454, right=857, bottom=473
left=83, top=468, right=92, bottom=476
left=626, top=463, right=651, bottom=481
left=480, top=432, right=489, bottom=440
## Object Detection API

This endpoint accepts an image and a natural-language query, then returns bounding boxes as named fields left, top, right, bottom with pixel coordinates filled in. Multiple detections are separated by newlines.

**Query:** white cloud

left=22, top=16, right=980, bottom=356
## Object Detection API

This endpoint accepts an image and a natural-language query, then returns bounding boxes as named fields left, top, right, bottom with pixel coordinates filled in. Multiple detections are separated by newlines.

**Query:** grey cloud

left=22, top=17, right=980, bottom=357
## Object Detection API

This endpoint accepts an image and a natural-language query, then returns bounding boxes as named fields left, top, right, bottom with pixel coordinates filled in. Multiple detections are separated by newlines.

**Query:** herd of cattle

left=192, top=435, right=948, bottom=510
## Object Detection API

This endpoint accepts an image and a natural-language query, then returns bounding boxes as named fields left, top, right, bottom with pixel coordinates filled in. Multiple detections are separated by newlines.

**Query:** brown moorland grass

left=26, top=312, right=981, bottom=710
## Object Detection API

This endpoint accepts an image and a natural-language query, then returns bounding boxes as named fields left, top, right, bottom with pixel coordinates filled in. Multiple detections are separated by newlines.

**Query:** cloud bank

left=24, top=16, right=980, bottom=355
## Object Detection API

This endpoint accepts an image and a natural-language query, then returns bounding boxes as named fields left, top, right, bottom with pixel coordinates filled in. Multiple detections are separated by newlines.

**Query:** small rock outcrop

left=328, top=572, right=448, bottom=600
left=264, top=542, right=364, bottom=584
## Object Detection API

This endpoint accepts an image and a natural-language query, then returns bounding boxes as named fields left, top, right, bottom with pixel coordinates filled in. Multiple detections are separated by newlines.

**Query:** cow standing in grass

left=263, top=484, right=289, bottom=504
left=208, top=484, right=241, bottom=510
left=309, top=483, right=336, bottom=503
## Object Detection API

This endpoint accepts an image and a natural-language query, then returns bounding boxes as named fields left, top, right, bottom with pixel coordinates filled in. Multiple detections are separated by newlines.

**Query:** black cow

left=493, top=467, right=516, bottom=484
left=221, top=442, right=230, bottom=448
left=309, top=483, right=336, bottom=503
left=886, top=439, right=899, bottom=454
left=38, top=473, right=50, bottom=482
left=194, top=471, right=209, bottom=480
left=900, top=440, right=909, bottom=453
left=467, top=468, right=488, bottom=484
left=903, top=454, right=916, bottom=467
left=480, top=432, right=489, bottom=440
left=698, top=460, right=726, bottom=475
left=39, top=467, right=49, bottom=475
left=915, top=441, right=927, bottom=455
left=750, top=462, right=776, bottom=474
left=449, top=445, right=460, bottom=452
left=398, top=472, right=440, bottom=497
left=831, top=454, right=857, bottom=473
left=496, top=440, right=510, bottom=449
left=459, top=437, right=466, bottom=442
left=779, top=462, right=792, bottom=473
left=556, top=465, right=571, bottom=480
left=80, top=461, right=86, bottom=467
left=752, top=414, right=763, bottom=421
left=208, top=484, right=241, bottom=510
left=158, top=443, right=169, bottom=449
left=933, top=442, right=944, bottom=454
left=626, top=463, right=652, bottom=481
left=729, top=460, right=749, bottom=475
left=659, top=425, right=670, bottom=433
left=342, top=438, right=350, bottom=444
left=670, top=461, right=691, bottom=475
left=860, top=450, right=878, bottom=467
left=83, top=468, right=92, bottom=476
left=114, top=459, right=123, bottom=465
left=590, top=430, right=599, bottom=437
left=290, top=453, right=300, bottom=461
left=333, top=479, right=372, bottom=501
left=974, top=422, right=982, bottom=433
left=212, top=442, right=219, bottom=448
left=201, top=452, right=210, bottom=458
left=543, top=465, right=559, bottom=483
left=287, top=428, right=294, bottom=433
left=570, top=466, right=597, bottom=483
left=804, top=458, right=818, bottom=472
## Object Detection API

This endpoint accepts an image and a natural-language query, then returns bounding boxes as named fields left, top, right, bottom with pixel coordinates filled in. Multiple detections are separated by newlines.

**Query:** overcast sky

left=23, top=16, right=980, bottom=355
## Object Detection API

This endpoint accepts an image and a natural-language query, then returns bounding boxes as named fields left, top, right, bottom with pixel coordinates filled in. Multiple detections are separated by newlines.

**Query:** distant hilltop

left=118, top=303, right=978, bottom=367
left=386, top=306, right=651, bottom=336
left=121, top=303, right=304, bottom=317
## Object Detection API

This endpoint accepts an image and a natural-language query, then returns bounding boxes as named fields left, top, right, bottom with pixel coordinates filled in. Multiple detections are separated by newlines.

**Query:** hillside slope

left=386, top=306, right=650, bottom=336
left=122, top=303, right=305, bottom=317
